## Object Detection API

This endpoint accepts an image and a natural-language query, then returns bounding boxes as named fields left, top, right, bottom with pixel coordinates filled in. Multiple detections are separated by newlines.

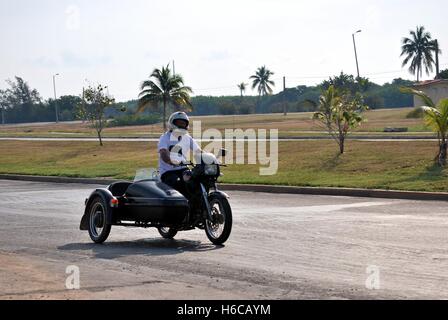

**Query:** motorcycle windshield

left=133, top=168, right=161, bottom=182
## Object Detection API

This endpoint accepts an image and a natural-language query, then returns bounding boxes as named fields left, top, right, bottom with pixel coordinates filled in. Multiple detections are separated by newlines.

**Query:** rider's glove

left=170, top=153, right=187, bottom=166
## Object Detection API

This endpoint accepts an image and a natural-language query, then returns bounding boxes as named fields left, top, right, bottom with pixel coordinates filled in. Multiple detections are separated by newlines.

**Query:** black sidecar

left=80, top=179, right=191, bottom=243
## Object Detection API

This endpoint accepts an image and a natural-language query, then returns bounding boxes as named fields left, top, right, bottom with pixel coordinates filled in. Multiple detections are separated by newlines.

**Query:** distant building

left=412, top=79, right=448, bottom=107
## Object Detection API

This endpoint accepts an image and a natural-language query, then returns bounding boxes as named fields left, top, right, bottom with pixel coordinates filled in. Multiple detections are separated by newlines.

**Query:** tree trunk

left=97, top=129, right=103, bottom=146
left=1, top=107, right=4, bottom=125
left=96, top=116, right=103, bottom=147
left=163, top=98, right=167, bottom=131
left=339, top=135, right=345, bottom=154
left=438, top=138, right=447, bottom=166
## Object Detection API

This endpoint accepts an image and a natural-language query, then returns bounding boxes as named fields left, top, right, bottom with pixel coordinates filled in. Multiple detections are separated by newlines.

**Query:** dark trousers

left=161, top=169, right=190, bottom=198
left=161, top=169, right=203, bottom=217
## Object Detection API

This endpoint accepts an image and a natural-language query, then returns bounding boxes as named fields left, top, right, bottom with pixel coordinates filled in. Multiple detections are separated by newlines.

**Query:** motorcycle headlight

left=204, top=164, right=218, bottom=176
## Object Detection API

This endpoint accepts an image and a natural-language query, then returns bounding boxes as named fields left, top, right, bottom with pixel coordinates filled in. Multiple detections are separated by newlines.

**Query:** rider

left=158, top=111, right=202, bottom=197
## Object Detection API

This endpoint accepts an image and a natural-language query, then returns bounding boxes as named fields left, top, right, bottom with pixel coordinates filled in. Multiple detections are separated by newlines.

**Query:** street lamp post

left=1, top=105, right=4, bottom=125
left=352, top=30, right=362, bottom=79
left=53, top=73, right=60, bottom=123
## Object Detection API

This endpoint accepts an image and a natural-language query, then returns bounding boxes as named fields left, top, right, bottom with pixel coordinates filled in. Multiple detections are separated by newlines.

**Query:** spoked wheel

left=88, top=196, right=111, bottom=243
left=205, top=195, right=232, bottom=245
left=158, top=227, right=178, bottom=239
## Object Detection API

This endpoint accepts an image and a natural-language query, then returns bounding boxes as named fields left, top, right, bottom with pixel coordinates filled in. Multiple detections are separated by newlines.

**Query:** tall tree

left=435, top=69, right=448, bottom=80
left=321, top=72, right=371, bottom=94
left=4, top=76, right=41, bottom=106
left=138, top=65, right=193, bottom=130
left=237, top=82, right=247, bottom=98
left=401, top=26, right=440, bottom=82
left=250, top=66, right=275, bottom=98
left=1, top=77, right=42, bottom=123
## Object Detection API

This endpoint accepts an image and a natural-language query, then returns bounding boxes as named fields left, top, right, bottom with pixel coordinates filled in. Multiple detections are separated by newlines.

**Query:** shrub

left=107, top=114, right=161, bottom=127
left=406, top=107, right=424, bottom=119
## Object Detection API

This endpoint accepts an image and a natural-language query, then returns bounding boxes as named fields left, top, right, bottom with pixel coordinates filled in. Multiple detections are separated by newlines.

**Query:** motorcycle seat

left=108, top=181, right=132, bottom=197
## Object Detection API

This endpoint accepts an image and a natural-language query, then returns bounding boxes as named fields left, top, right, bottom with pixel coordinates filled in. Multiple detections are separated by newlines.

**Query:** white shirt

left=157, top=131, right=201, bottom=175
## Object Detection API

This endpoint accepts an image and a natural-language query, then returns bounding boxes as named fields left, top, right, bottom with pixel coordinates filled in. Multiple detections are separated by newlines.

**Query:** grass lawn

left=0, top=108, right=431, bottom=138
left=1, top=140, right=447, bottom=192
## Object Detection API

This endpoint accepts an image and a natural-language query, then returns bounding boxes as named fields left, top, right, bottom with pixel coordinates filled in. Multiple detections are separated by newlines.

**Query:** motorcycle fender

left=80, top=189, right=115, bottom=230
left=209, top=190, right=230, bottom=199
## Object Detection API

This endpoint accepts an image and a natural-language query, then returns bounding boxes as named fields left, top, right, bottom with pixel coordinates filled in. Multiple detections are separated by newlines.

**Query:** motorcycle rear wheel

left=158, top=227, right=178, bottom=239
left=87, top=196, right=112, bottom=244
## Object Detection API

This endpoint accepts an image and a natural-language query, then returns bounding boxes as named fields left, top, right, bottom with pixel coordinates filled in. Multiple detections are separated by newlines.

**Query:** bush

left=107, top=114, right=161, bottom=127
left=237, top=102, right=255, bottom=114
left=218, top=102, right=237, bottom=115
left=406, top=107, right=424, bottom=119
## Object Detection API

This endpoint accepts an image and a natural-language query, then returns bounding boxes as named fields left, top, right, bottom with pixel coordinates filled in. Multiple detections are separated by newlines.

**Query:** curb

left=1, top=174, right=448, bottom=202
left=0, top=174, right=118, bottom=186
left=219, top=184, right=448, bottom=201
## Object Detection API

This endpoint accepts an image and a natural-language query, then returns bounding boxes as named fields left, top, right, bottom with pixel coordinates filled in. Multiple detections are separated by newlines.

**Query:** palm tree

left=138, top=65, right=193, bottom=130
left=250, top=66, right=275, bottom=98
left=237, top=82, right=247, bottom=98
left=402, top=87, right=448, bottom=166
left=401, top=26, right=440, bottom=82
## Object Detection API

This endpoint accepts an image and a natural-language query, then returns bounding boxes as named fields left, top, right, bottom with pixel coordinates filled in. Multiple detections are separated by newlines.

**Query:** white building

left=413, top=79, right=448, bottom=107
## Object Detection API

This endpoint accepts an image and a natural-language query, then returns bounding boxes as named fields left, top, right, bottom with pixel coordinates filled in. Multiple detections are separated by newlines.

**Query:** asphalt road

left=0, top=137, right=440, bottom=142
left=0, top=179, right=447, bottom=300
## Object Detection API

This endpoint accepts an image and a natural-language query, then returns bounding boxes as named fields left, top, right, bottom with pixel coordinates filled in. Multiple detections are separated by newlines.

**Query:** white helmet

left=168, top=111, right=190, bottom=131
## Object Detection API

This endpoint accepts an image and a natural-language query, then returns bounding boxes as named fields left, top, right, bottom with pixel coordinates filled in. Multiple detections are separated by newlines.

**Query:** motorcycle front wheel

left=205, top=195, right=232, bottom=245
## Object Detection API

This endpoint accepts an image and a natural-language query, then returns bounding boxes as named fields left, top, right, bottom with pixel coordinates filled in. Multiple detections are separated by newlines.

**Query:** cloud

left=31, top=52, right=112, bottom=70
left=364, top=5, right=382, bottom=29
left=32, top=56, right=59, bottom=69
left=204, top=50, right=231, bottom=61
left=60, top=51, right=111, bottom=68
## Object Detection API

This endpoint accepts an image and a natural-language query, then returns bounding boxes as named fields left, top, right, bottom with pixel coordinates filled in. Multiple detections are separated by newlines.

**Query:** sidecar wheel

left=158, top=227, right=178, bottom=239
left=87, top=196, right=111, bottom=244
left=205, top=196, right=232, bottom=245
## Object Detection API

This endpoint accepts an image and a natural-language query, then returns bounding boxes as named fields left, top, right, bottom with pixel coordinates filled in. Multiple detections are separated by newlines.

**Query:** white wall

left=414, top=83, right=448, bottom=107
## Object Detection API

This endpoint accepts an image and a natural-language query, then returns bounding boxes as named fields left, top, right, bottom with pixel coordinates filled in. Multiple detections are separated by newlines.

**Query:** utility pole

left=0, top=94, right=4, bottom=125
left=352, top=30, right=362, bottom=79
left=1, top=105, right=4, bottom=125
left=283, top=76, right=287, bottom=116
left=53, top=73, right=59, bottom=123
left=435, top=39, right=440, bottom=78
left=82, top=86, right=85, bottom=123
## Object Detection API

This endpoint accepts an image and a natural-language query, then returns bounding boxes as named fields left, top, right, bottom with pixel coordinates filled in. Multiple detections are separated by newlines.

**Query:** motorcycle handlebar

left=179, top=162, right=227, bottom=167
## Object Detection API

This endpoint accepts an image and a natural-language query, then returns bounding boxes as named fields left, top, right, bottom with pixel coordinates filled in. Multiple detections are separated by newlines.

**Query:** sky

left=0, top=0, right=447, bottom=101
